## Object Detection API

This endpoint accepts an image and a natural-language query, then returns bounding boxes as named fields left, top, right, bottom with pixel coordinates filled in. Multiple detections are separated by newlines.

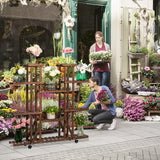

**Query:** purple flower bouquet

left=97, top=90, right=110, bottom=102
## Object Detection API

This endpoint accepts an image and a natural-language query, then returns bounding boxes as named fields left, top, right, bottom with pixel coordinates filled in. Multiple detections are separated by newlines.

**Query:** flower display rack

left=9, top=63, right=88, bottom=147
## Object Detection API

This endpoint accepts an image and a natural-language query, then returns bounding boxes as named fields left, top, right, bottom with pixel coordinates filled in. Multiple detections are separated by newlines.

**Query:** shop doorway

left=77, top=4, right=105, bottom=63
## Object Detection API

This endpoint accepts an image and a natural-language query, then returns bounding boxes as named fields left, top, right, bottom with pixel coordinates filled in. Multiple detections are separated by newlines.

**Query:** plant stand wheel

left=28, top=145, right=32, bottom=149
left=75, top=139, right=78, bottom=143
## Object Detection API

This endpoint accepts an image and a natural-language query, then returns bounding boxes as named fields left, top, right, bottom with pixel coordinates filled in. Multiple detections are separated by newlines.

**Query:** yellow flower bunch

left=89, top=103, right=95, bottom=109
left=78, top=103, right=84, bottom=108
left=1, top=108, right=17, bottom=112
left=115, top=100, right=123, bottom=108
left=8, top=87, right=34, bottom=103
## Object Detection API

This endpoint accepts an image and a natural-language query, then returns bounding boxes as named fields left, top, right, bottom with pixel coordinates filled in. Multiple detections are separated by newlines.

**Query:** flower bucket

left=47, top=113, right=55, bottom=119
left=76, top=73, right=86, bottom=81
left=14, top=129, right=22, bottom=143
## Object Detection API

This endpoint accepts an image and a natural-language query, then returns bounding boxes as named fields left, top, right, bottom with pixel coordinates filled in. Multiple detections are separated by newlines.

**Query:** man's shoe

left=108, top=119, right=116, bottom=130
left=96, top=123, right=105, bottom=130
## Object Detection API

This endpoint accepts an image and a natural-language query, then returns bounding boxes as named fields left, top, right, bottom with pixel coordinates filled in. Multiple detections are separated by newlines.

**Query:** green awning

left=78, top=0, right=108, bottom=6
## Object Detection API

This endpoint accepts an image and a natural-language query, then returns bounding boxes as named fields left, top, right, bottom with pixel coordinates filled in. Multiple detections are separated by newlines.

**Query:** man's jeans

left=93, top=71, right=110, bottom=86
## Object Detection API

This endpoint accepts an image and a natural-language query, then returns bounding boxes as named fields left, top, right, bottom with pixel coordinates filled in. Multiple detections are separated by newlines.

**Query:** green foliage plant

left=149, top=53, right=160, bottom=66
left=129, top=45, right=148, bottom=54
left=43, top=106, right=59, bottom=115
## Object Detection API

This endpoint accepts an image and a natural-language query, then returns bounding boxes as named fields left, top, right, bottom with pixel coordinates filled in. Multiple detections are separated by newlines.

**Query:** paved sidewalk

left=0, top=118, right=160, bottom=160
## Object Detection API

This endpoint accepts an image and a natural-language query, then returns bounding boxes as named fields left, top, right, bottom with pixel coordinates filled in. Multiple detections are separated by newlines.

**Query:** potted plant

left=128, top=45, right=148, bottom=58
left=140, top=66, right=157, bottom=82
left=43, top=105, right=59, bottom=119
left=0, top=117, right=12, bottom=140
left=74, top=111, right=88, bottom=136
left=75, top=60, right=92, bottom=81
left=149, top=53, right=160, bottom=83
left=89, top=50, right=112, bottom=62
left=11, top=117, right=30, bottom=142
left=0, top=81, right=10, bottom=95
left=149, top=53, right=160, bottom=66
left=122, top=96, right=146, bottom=121
left=9, top=63, right=26, bottom=82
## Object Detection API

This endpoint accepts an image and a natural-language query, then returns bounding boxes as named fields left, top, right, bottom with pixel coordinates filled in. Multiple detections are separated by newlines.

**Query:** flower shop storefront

left=0, top=0, right=111, bottom=70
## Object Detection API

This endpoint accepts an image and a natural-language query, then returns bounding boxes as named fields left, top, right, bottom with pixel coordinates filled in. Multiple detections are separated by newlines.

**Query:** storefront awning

left=78, top=0, right=108, bottom=6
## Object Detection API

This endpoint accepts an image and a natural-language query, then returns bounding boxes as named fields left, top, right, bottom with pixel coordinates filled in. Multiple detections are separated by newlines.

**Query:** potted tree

left=43, top=106, right=59, bottom=119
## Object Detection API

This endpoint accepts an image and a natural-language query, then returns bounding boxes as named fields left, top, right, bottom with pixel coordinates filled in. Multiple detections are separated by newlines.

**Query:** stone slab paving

left=1, top=119, right=160, bottom=160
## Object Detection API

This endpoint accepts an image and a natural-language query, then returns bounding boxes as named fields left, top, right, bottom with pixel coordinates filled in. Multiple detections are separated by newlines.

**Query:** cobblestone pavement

left=1, top=119, right=160, bottom=160
left=14, top=137, right=160, bottom=160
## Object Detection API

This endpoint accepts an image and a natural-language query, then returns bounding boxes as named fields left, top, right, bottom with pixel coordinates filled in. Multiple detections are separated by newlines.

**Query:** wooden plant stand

left=9, top=63, right=88, bottom=147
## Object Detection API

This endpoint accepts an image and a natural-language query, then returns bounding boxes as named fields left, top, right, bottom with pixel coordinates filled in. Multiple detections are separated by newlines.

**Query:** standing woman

left=89, top=31, right=110, bottom=86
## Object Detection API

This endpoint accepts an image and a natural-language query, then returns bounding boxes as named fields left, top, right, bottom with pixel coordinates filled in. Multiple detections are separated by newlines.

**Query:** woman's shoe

left=108, top=119, right=116, bottom=130
left=96, top=123, right=105, bottom=129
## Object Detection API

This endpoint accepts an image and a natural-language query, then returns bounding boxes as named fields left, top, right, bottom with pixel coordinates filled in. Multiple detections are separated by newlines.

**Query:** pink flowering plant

left=140, top=67, right=156, bottom=78
left=122, top=96, right=146, bottom=121
left=96, top=90, right=110, bottom=102
left=11, top=117, right=30, bottom=130
left=0, top=118, right=12, bottom=137
left=26, top=44, right=43, bottom=57
left=143, top=96, right=160, bottom=109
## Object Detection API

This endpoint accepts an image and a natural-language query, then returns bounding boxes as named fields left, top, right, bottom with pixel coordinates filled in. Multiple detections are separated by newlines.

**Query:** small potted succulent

left=0, top=81, right=10, bottom=95
left=43, top=106, right=59, bottom=119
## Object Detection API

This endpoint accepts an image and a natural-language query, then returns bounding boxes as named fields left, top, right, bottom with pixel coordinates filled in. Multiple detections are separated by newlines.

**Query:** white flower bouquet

left=42, top=66, right=61, bottom=83
left=75, top=60, right=92, bottom=74
left=10, top=63, right=26, bottom=82
left=89, top=50, right=112, bottom=62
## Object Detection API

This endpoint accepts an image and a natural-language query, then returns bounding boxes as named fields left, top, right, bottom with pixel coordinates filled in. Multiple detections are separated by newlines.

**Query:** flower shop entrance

left=77, top=0, right=110, bottom=63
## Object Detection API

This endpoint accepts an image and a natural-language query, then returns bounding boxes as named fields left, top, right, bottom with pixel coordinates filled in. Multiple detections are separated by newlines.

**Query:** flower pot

left=141, top=77, right=153, bottom=83
left=128, top=52, right=146, bottom=58
left=0, top=88, right=10, bottom=95
left=14, top=129, right=22, bottom=143
left=47, top=113, right=55, bottom=119
left=13, top=75, right=25, bottom=82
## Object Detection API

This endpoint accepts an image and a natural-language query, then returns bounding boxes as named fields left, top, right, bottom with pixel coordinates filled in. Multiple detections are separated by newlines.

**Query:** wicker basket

left=121, top=79, right=137, bottom=94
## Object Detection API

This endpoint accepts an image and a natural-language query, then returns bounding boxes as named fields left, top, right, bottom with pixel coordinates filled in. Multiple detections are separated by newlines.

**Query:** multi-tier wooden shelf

left=9, top=63, right=88, bottom=147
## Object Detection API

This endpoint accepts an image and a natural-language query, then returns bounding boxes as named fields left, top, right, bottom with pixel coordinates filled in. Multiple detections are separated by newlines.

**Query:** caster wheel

left=75, top=139, right=78, bottom=143
left=28, top=145, right=32, bottom=149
